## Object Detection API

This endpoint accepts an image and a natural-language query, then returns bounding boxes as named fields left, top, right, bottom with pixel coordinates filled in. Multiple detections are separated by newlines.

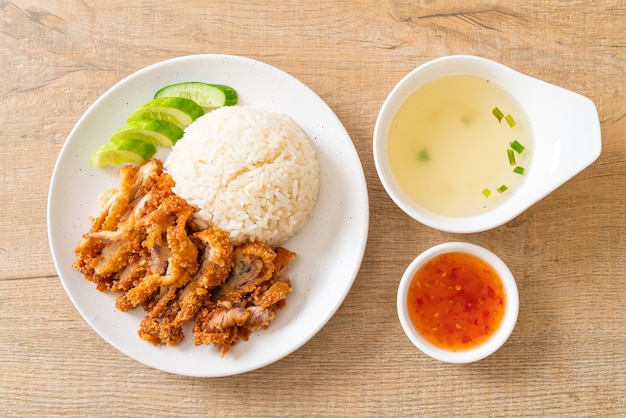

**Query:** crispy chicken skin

left=173, top=227, right=234, bottom=327
left=73, top=159, right=295, bottom=354
left=194, top=245, right=295, bottom=356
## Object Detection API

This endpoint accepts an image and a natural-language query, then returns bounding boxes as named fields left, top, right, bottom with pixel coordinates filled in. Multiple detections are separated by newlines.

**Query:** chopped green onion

left=505, top=114, right=516, bottom=127
left=417, top=147, right=430, bottom=162
left=482, top=188, right=492, bottom=198
left=507, top=149, right=516, bottom=166
left=492, top=107, right=504, bottom=122
left=513, top=166, right=525, bottom=175
left=510, top=140, right=525, bottom=154
left=497, top=184, right=508, bottom=193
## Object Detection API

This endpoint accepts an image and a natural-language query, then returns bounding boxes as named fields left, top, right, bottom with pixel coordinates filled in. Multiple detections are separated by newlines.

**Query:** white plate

left=47, top=54, right=369, bottom=377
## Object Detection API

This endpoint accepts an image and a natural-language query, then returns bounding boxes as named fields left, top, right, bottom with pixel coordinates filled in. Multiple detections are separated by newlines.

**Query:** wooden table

left=1, top=1, right=624, bottom=416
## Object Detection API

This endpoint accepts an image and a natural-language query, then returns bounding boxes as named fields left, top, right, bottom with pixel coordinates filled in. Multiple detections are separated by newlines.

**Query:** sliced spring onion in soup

left=482, top=108, right=528, bottom=198
left=507, top=149, right=516, bottom=166
left=417, top=147, right=430, bottom=162
left=510, top=140, right=525, bottom=154
left=492, top=106, right=504, bottom=122
left=505, top=114, right=516, bottom=127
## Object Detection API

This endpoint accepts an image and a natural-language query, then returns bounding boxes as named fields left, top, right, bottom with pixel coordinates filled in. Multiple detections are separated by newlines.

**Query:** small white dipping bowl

left=397, top=242, right=519, bottom=363
left=374, top=55, right=601, bottom=233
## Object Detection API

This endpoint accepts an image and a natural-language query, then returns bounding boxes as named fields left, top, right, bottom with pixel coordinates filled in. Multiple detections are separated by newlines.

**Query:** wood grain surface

left=1, top=0, right=624, bottom=416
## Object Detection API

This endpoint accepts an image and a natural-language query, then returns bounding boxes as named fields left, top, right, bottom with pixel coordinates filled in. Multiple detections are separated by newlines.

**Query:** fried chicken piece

left=253, top=280, right=292, bottom=308
left=246, top=305, right=279, bottom=326
left=214, top=241, right=277, bottom=303
left=116, top=199, right=197, bottom=313
left=138, top=226, right=235, bottom=346
left=73, top=161, right=160, bottom=290
left=74, top=159, right=298, bottom=353
left=172, top=226, right=234, bottom=327
left=194, top=244, right=295, bottom=356
left=193, top=302, right=286, bottom=356
left=111, top=255, right=149, bottom=292
left=207, top=302, right=250, bottom=330
left=92, top=159, right=165, bottom=233
left=161, top=202, right=198, bottom=283
left=137, top=286, right=185, bottom=346
left=90, top=164, right=137, bottom=232
left=252, top=247, right=295, bottom=307
left=138, top=315, right=184, bottom=346
left=91, top=239, right=131, bottom=278
left=193, top=302, right=249, bottom=355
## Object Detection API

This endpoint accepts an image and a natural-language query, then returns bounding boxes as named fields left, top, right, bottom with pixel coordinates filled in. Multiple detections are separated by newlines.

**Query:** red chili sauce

left=406, top=251, right=506, bottom=351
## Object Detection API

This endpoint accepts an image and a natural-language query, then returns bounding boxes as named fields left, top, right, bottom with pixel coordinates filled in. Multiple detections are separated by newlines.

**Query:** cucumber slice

left=111, top=119, right=184, bottom=147
left=127, top=97, right=204, bottom=128
left=90, top=138, right=158, bottom=168
left=154, top=82, right=238, bottom=111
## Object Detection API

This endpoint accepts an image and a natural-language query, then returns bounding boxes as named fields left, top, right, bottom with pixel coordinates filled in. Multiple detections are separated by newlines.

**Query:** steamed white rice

left=164, top=106, right=320, bottom=247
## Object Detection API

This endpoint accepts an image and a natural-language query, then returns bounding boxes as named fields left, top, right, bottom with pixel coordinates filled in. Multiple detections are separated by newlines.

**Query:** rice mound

left=164, top=106, right=320, bottom=247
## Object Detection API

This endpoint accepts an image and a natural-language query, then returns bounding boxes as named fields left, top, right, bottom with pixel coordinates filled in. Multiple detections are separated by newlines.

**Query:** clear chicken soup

left=387, top=75, right=532, bottom=217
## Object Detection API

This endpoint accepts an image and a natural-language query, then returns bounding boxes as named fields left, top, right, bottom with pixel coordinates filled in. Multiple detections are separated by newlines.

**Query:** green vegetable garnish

left=510, top=140, right=525, bottom=154
left=90, top=138, right=157, bottom=168
left=154, top=82, right=238, bottom=112
left=505, top=114, right=516, bottom=127
left=513, top=166, right=525, bottom=175
left=497, top=184, right=509, bottom=193
left=507, top=149, right=516, bottom=166
left=111, top=119, right=185, bottom=147
left=90, top=82, right=240, bottom=168
left=417, top=147, right=430, bottom=162
left=127, top=97, right=205, bottom=129
left=482, top=188, right=492, bottom=198
left=492, top=107, right=504, bottom=122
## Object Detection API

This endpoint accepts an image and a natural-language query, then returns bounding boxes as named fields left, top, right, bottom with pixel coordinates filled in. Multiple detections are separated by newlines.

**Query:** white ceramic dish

left=47, top=54, right=369, bottom=377
left=397, top=242, right=519, bottom=363
left=374, top=55, right=602, bottom=233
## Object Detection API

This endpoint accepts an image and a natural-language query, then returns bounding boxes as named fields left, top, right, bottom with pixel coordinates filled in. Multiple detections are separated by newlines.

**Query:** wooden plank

left=1, top=0, right=625, bottom=415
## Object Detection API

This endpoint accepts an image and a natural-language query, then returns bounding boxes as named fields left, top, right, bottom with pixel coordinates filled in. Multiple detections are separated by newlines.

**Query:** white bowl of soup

left=373, top=55, right=601, bottom=233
